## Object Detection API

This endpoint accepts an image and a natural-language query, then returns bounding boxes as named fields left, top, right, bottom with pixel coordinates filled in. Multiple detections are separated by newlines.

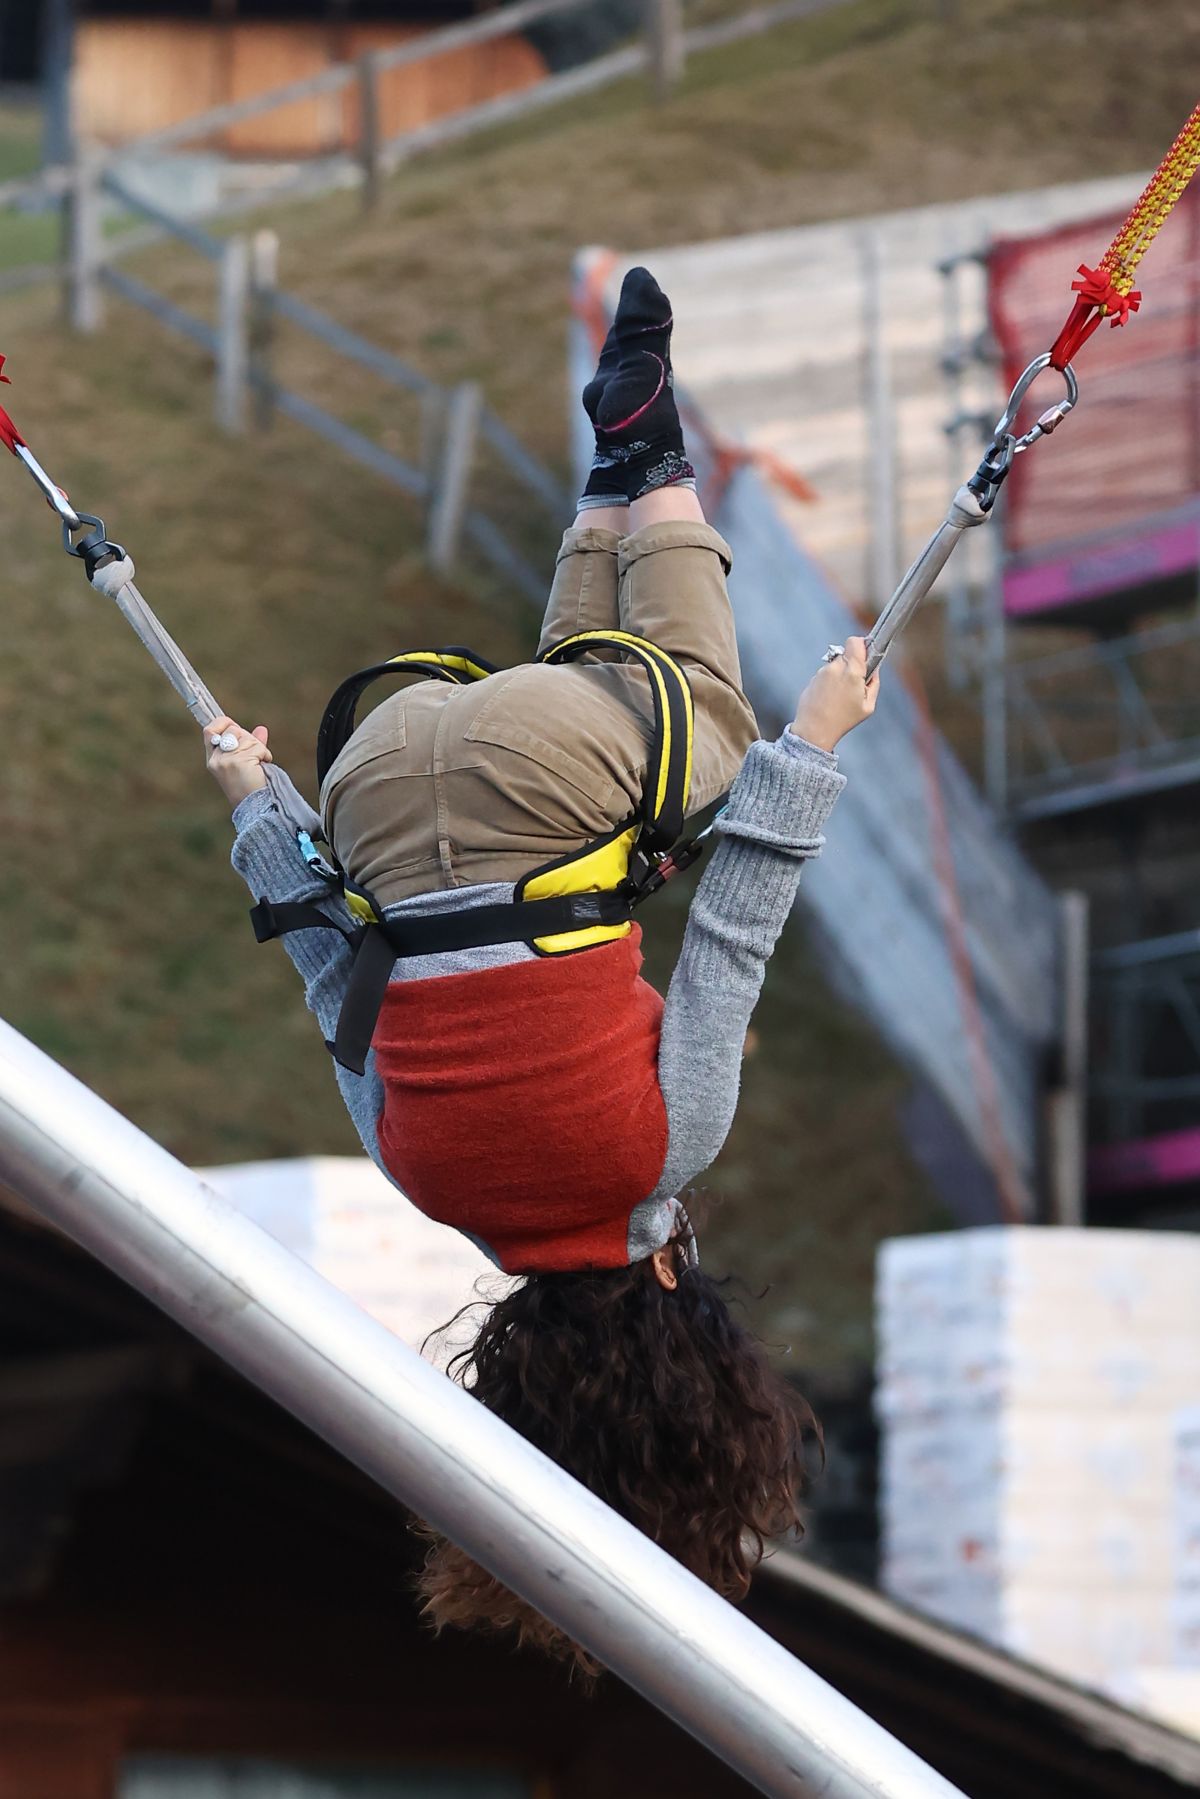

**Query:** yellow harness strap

left=314, top=634, right=695, bottom=954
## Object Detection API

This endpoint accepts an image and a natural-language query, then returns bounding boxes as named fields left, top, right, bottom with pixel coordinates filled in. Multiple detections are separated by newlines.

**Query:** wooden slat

left=74, top=18, right=548, bottom=159
left=347, top=25, right=547, bottom=144
left=74, top=20, right=222, bottom=145
left=225, top=23, right=344, bottom=159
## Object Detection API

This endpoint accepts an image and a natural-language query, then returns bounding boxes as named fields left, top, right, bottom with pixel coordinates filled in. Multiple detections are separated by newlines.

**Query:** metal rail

left=271, top=385, right=428, bottom=500
left=1091, top=937, right=1200, bottom=1141
left=1006, top=611, right=1200, bottom=821
left=0, top=1015, right=965, bottom=1799
left=269, top=288, right=437, bottom=398
left=101, top=267, right=219, bottom=354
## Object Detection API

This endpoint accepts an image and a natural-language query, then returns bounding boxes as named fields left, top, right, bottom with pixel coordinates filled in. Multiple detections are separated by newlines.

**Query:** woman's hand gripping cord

left=790, top=636, right=879, bottom=752
left=203, top=715, right=273, bottom=807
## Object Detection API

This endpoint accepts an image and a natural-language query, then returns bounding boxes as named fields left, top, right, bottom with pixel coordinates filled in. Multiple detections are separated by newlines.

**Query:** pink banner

left=1088, top=1126, right=1200, bottom=1197
left=1004, top=515, right=1200, bottom=618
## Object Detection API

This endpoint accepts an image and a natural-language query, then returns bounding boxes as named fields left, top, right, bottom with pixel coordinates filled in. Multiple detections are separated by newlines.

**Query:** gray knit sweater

left=230, top=728, right=845, bottom=1261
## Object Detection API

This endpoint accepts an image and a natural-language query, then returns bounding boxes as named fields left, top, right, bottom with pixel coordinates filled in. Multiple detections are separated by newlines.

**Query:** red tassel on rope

left=0, top=352, right=25, bottom=454
left=1048, top=264, right=1142, bottom=369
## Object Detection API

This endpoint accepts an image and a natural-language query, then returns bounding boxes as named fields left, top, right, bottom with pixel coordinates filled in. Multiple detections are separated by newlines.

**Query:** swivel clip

left=62, top=511, right=127, bottom=580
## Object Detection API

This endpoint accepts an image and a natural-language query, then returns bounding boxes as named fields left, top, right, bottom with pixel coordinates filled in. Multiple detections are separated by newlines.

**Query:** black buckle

left=630, top=837, right=705, bottom=905
left=63, top=512, right=127, bottom=579
left=250, top=898, right=280, bottom=943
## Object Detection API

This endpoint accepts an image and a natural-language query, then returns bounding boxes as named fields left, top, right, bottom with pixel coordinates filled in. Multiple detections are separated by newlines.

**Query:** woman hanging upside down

left=205, top=268, right=879, bottom=1670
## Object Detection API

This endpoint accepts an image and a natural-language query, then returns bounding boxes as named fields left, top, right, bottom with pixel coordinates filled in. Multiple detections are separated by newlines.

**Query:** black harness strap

left=251, top=888, right=638, bottom=1075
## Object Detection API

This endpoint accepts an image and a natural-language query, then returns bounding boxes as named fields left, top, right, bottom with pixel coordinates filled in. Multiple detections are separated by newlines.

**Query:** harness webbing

left=540, top=629, right=694, bottom=854
left=317, top=647, right=500, bottom=788
left=252, top=888, right=640, bottom=1075
left=257, top=631, right=700, bottom=1074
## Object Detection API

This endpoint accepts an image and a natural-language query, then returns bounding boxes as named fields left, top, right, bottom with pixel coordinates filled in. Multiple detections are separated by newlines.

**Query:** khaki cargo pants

left=319, top=520, right=760, bottom=909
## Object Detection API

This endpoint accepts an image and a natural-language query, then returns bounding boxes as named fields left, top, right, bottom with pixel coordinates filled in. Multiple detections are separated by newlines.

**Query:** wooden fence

left=1, top=0, right=856, bottom=232
left=0, top=0, right=858, bottom=593
left=80, top=169, right=568, bottom=601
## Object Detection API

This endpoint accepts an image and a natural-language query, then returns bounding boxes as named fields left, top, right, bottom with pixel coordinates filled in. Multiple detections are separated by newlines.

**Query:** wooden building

left=67, top=3, right=547, bottom=155
left=3, top=1185, right=1200, bottom=1799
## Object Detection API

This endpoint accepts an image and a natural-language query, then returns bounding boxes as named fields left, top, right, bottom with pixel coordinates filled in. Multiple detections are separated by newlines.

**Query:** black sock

left=582, top=267, right=695, bottom=506
left=578, top=320, right=627, bottom=511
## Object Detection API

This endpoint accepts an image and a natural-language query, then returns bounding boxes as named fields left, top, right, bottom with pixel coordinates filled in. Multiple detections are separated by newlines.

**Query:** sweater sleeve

left=650, top=730, right=846, bottom=1201
left=228, top=788, right=394, bottom=1184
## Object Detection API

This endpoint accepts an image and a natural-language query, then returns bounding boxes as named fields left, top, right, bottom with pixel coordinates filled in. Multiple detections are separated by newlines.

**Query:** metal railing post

left=860, top=226, right=900, bottom=617
left=357, top=50, right=384, bottom=211
left=65, top=144, right=104, bottom=333
left=249, top=229, right=279, bottom=432
left=0, top=1015, right=968, bottom=1799
left=215, top=235, right=251, bottom=435
left=1043, top=890, right=1089, bottom=1226
left=647, top=0, right=686, bottom=101
left=427, top=380, right=482, bottom=572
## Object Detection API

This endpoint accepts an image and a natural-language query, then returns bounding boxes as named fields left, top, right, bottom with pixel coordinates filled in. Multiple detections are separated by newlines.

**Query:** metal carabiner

left=967, top=355, right=1080, bottom=514
left=12, top=441, right=84, bottom=532
left=994, top=352, right=1079, bottom=453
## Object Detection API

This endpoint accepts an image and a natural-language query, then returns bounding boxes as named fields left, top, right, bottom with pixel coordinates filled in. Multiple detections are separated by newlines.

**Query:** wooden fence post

left=215, top=235, right=250, bottom=435
left=65, top=145, right=104, bottom=333
left=647, top=0, right=685, bottom=102
left=427, top=381, right=481, bottom=573
left=249, top=228, right=279, bottom=432
left=357, top=51, right=384, bottom=211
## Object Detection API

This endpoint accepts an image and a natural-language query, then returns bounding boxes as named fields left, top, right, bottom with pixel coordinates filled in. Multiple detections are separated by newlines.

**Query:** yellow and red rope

left=1050, top=99, right=1200, bottom=368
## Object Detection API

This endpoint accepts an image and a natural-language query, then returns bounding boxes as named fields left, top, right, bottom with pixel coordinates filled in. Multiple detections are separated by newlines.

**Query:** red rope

left=0, top=353, right=25, bottom=454
left=1048, top=264, right=1142, bottom=370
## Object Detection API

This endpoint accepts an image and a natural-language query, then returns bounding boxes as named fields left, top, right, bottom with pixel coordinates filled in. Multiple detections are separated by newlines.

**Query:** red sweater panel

left=372, top=928, right=669, bottom=1273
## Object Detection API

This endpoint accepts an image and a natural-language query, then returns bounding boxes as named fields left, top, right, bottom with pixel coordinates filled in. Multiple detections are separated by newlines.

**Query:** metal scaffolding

left=938, top=238, right=1200, bottom=829
left=1092, top=929, right=1200, bottom=1143
left=0, top=1015, right=965, bottom=1799
left=1005, top=615, right=1200, bottom=823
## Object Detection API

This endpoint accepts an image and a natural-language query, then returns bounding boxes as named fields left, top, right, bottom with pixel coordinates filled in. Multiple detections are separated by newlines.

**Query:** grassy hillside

left=3, top=0, right=1194, bottom=1364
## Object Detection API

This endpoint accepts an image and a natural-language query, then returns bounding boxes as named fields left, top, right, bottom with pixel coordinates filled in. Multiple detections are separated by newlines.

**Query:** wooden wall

left=72, top=20, right=548, bottom=155
left=0, top=1353, right=758, bottom=1799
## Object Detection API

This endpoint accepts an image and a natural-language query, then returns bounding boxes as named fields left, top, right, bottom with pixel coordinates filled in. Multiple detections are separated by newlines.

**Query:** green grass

left=0, top=105, right=55, bottom=271
left=3, top=0, right=1196, bottom=1366
left=0, top=104, right=41, bottom=183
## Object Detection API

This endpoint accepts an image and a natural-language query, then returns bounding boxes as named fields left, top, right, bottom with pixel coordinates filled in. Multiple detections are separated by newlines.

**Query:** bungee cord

left=0, top=357, right=321, bottom=837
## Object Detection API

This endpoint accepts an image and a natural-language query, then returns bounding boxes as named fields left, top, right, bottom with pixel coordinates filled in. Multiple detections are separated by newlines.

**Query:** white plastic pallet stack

left=1175, top=1405, right=1200, bottom=1670
left=876, top=1228, right=1200, bottom=1691
left=201, top=1156, right=508, bottom=1364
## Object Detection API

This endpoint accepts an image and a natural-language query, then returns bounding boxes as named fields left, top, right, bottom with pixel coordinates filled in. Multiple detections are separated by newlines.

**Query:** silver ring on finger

left=213, top=730, right=239, bottom=753
left=822, top=643, right=845, bottom=664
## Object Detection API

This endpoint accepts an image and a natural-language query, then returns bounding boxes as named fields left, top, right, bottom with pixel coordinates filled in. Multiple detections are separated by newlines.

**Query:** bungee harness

left=251, top=628, right=701, bottom=1074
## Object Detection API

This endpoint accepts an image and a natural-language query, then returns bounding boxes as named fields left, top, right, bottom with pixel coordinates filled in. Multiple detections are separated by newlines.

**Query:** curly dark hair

left=415, top=1239, right=821, bottom=1676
